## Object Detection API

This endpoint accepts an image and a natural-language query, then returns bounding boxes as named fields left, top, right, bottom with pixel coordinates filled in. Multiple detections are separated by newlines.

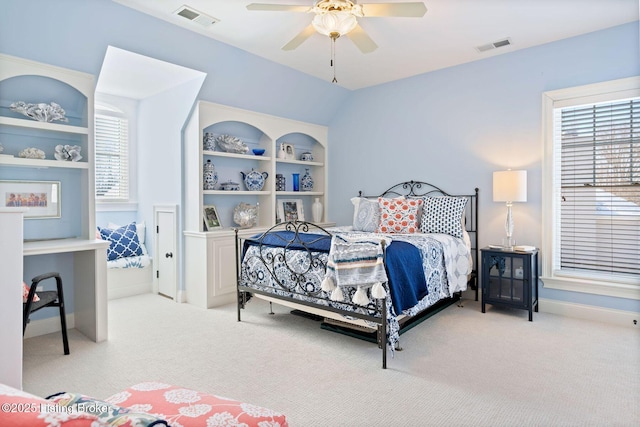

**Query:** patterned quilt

left=239, top=230, right=471, bottom=352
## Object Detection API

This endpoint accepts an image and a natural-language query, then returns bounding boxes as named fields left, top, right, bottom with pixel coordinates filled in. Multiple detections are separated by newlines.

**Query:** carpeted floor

left=23, top=290, right=640, bottom=426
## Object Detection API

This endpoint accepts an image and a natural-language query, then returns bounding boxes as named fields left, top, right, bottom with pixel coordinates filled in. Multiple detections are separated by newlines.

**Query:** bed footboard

left=235, top=221, right=389, bottom=369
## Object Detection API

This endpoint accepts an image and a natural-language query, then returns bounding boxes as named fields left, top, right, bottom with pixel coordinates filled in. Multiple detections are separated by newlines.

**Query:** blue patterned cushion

left=351, top=197, right=380, bottom=232
left=99, top=222, right=143, bottom=261
left=420, top=197, right=468, bottom=238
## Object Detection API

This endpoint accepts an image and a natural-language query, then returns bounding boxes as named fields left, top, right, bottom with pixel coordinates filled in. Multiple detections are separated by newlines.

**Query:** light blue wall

left=328, top=21, right=640, bottom=312
left=2, top=0, right=638, bottom=315
left=0, top=0, right=349, bottom=124
left=0, top=0, right=347, bottom=314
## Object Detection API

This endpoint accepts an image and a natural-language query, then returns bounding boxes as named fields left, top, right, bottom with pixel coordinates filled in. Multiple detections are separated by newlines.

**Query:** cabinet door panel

left=213, top=238, right=237, bottom=296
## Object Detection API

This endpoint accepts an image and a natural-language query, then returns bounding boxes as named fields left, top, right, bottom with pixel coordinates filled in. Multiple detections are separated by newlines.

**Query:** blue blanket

left=244, top=231, right=426, bottom=313
left=384, top=240, right=428, bottom=313
left=245, top=231, right=331, bottom=252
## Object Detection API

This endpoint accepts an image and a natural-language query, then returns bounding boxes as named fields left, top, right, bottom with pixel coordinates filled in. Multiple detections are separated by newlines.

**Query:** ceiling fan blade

left=360, top=2, right=427, bottom=17
left=346, top=24, right=378, bottom=54
left=282, top=24, right=316, bottom=51
left=246, top=3, right=311, bottom=12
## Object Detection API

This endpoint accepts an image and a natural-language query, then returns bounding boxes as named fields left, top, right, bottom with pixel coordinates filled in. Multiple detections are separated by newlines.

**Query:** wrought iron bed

left=235, top=180, right=479, bottom=369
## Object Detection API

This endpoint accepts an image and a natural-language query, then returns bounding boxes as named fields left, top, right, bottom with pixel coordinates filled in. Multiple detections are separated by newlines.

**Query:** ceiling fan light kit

left=312, top=11, right=358, bottom=38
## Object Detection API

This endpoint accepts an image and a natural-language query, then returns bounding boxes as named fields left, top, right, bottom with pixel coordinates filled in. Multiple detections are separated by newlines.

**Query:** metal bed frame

left=235, top=181, right=479, bottom=369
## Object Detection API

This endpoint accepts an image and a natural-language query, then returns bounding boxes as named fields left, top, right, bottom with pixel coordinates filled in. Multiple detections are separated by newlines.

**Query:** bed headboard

left=359, top=180, right=479, bottom=291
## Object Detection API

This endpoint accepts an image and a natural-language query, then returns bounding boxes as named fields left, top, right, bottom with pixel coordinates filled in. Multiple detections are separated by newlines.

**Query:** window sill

left=96, top=201, right=138, bottom=212
left=541, top=275, right=640, bottom=300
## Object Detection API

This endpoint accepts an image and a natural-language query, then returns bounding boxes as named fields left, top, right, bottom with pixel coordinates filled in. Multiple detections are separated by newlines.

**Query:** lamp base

left=502, top=237, right=516, bottom=250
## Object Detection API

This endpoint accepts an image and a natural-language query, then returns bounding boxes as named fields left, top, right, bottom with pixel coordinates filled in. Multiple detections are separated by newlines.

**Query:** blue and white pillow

left=108, top=221, right=147, bottom=255
left=351, top=197, right=381, bottom=232
left=98, top=222, right=144, bottom=261
left=420, top=196, right=468, bottom=238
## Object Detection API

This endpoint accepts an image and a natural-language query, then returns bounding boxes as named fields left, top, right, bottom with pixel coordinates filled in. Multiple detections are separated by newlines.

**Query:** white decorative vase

left=312, top=198, right=323, bottom=223
left=277, top=143, right=287, bottom=159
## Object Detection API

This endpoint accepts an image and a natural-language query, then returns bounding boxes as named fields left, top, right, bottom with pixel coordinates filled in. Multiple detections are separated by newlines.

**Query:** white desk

left=0, top=208, right=27, bottom=389
left=0, top=216, right=109, bottom=390
left=23, top=238, right=110, bottom=342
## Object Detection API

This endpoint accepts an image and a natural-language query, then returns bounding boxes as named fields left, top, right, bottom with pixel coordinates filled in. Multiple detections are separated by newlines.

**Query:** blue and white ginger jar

left=203, top=160, right=218, bottom=190
left=301, top=168, right=313, bottom=191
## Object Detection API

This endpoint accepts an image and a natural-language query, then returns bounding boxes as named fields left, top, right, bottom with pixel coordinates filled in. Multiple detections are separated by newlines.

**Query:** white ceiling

left=113, top=0, right=639, bottom=90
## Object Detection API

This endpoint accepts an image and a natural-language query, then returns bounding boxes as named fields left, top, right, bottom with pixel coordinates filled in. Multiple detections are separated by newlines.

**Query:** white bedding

left=107, top=254, right=152, bottom=269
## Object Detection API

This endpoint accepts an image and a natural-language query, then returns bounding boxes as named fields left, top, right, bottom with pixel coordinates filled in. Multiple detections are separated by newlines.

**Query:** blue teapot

left=241, top=169, right=268, bottom=191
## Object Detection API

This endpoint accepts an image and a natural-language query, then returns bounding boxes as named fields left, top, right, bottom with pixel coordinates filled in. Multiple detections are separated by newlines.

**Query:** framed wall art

left=283, top=143, right=295, bottom=160
left=278, top=198, right=304, bottom=222
left=203, top=205, right=221, bottom=230
left=0, top=180, right=61, bottom=219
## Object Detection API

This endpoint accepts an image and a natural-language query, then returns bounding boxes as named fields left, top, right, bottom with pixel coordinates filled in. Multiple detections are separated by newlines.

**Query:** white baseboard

left=539, top=298, right=639, bottom=328
left=108, top=283, right=153, bottom=300
left=176, top=289, right=187, bottom=303
left=23, top=314, right=75, bottom=339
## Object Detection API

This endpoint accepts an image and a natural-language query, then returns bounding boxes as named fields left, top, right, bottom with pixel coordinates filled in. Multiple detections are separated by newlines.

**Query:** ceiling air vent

left=475, top=38, right=512, bottom=53
left=173, top=5, right=219, bottom=27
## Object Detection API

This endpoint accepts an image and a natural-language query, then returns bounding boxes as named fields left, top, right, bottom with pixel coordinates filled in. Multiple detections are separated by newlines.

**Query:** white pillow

left=350, top=197, right=380, bottom=232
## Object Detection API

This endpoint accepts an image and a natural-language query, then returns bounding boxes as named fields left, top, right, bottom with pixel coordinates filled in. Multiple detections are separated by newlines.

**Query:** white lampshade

left=493, top=170, right=527, bottom=202
left=312, top=11, right=358, bottom=37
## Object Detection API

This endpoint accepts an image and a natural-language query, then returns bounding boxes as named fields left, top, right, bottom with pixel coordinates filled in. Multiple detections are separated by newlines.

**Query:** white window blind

left=95, top=113, right=129, bottom=201
left=554, top=98, right=640, bottom=279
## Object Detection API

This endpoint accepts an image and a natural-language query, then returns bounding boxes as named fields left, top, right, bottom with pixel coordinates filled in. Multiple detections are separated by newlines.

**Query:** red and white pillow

left=22, top=282, right=39, bottom=303
left=0, top=384, right=104, bottom=427
left=105, top=382, right=288, bottom=427
left=0, top=382, right=288, bottom=427
left=377, top=197, right=423, bottom=234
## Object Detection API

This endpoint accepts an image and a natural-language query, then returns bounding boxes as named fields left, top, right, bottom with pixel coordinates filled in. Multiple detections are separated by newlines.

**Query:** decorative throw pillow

left=98, top=222, right=143, bottom=261
left=377, top=197, right=422, bottom=234
left=105, top=382, right=288, bottom=427
left=107, top=221, right=148, bottom=255
left=47, top=392, right=167, bottom=426
left=0, top=384, right=103, bottom=427
left=351, top=197, right=380, bottom=232
left=22, top=282, right=39, bottom=303
left=420, top=196, right=468, bottom=238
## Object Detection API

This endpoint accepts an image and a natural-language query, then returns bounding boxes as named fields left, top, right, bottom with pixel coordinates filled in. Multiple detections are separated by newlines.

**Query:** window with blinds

left=95, top=113, right=129, bottom=201
left=554, top=98, right=639, bottom=279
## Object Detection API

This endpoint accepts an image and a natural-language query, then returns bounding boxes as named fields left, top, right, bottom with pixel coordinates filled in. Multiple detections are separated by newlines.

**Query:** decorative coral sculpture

left=10, top=101, right=68, bottom=123
left=18, top=147, right=46, bottom=159
left=55, top=144, right=82, bottom=161
left=215, top=134, right=249, bottom=154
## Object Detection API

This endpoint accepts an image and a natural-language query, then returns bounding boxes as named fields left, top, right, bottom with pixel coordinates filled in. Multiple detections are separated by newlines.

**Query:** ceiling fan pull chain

left=331, top=35, right=338, bottom=83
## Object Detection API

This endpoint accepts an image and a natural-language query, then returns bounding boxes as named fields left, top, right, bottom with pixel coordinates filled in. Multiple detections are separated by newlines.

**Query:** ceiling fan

left=247, top=1, right=427, bottom=53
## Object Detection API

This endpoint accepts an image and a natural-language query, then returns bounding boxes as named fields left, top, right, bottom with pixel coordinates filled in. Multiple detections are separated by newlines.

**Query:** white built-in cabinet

left=183, top=101, right=329, bottom=308
left=0, top=54, right=109, bottom=354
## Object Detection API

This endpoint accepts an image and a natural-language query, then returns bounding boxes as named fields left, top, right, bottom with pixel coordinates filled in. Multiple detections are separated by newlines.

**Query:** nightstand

left=480, top=247, right=539, bottom=321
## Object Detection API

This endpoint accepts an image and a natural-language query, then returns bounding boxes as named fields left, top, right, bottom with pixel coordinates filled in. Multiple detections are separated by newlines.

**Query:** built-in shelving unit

left=0, top=54, right=109, bottom=362
left=183, top=101, right=329, bottom=307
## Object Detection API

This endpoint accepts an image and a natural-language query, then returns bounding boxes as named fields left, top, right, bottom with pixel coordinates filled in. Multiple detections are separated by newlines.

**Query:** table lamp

left=493, top=170, right=527, bottom=249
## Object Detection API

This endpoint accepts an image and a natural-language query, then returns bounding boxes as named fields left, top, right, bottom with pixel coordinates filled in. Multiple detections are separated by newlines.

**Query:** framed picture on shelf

left=0, top=180, right=60, bottom=219
left=278, top=198, right=304, bottom=222
left=203, top=205, right=221, bottom=230
left=283, top=143, right=295, bottom=160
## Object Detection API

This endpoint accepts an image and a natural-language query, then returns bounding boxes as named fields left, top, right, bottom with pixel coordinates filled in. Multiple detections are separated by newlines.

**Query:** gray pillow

left=351, top=197, right=380, bottom=232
